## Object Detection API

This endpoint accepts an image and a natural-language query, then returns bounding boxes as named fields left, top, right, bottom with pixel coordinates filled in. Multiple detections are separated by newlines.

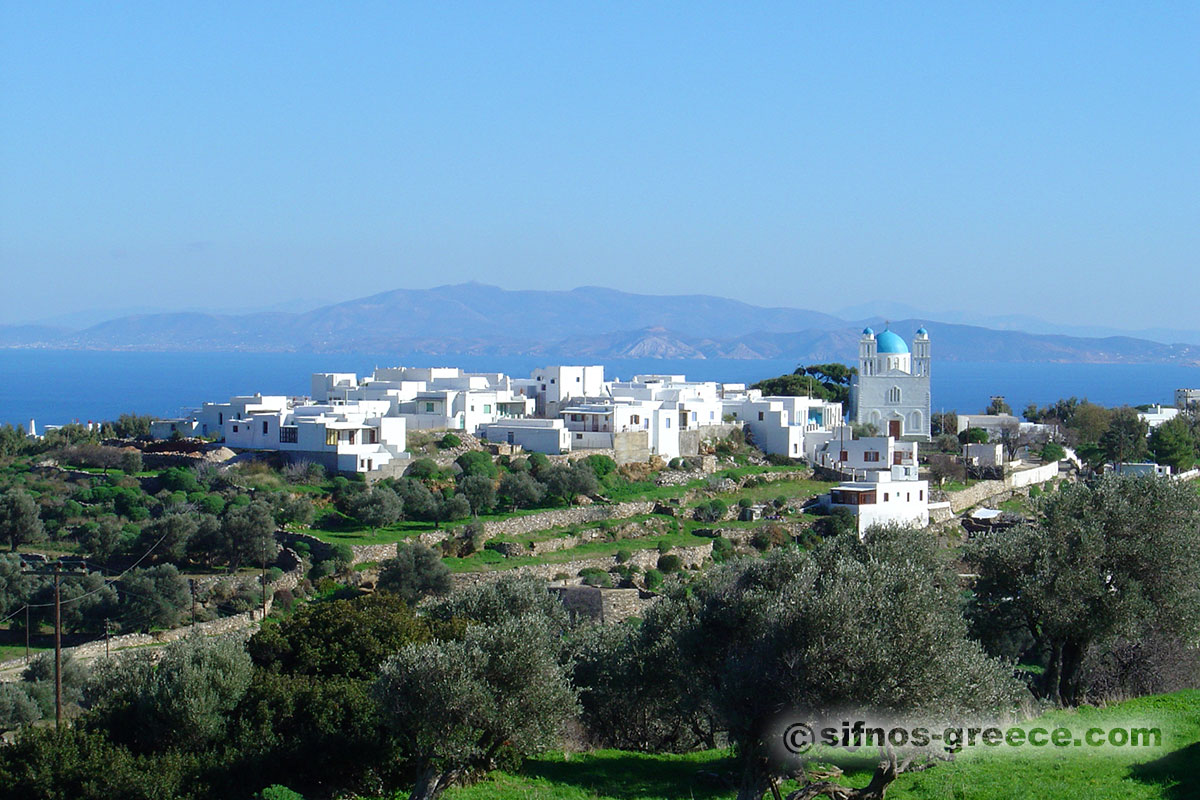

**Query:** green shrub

left=439, top=433, right=463, bottom=449
left=737, top=497, right=754, bottom=509
left=643, top=568, right=664, bottom=590
left=656, top=540, right=672, bottom=554
left=615, top=548, right=632, bottom=564
left=657, top=554, right=682, bottom=573
left=766, top=453, right=793, bottom=466
left=695, top=498, right=728, bottom=523
left=584, top=454, right=617, bottom=479
left=579, top=567, right=613, bottom=588
left=407, top=459, right=441, bottom=480
left=456, top=450, right=498, bottom=479
left=258, top=786, right=306, bottom=800
left=711, top=535, right=733, bottom=562
left=1040, top=441, right=1066, bottom=462
left=668, top=457, right=683, bottom=470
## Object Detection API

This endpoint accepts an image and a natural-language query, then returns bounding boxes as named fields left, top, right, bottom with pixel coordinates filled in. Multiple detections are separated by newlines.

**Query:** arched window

left=888, top=386, right=901, bottom=404
left=910, top=410, right=922, bottom=431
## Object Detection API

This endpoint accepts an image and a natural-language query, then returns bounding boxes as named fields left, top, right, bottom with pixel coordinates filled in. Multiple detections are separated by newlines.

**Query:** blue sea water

left=1, top=349, right=1198, bottom=428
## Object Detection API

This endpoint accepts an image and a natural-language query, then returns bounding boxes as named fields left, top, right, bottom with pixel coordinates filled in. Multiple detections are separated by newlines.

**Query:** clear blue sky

left=1, top=2, right=1196, bottom=328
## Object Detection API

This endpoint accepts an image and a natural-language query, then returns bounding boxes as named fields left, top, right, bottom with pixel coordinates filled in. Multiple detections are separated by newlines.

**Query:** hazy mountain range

left=3, top=283, right=1199, bottom=366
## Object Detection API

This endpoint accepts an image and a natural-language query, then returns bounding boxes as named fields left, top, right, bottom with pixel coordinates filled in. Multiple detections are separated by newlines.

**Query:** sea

left=2, top=349, right=1199, bottom=428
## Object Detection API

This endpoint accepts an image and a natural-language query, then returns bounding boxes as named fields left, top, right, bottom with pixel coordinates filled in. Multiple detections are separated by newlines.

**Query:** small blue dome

left=876, top=330, right=909, bottom=354
left=862, top=327, right=875, bottom=336
left=916, top=327, right=928, bottom=336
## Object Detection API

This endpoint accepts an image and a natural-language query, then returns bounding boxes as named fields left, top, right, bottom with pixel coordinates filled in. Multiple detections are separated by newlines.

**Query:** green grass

left=0, top=644, right=48, bottom=663
left=433, top=692, right=1200, bottom=800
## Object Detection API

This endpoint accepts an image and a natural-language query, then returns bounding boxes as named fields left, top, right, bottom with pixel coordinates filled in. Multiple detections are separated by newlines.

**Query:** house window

left=631, top=415, right=640, bottom=424
left=550, top=379, right=555, bottom=384
left=279, top=427, right=298, bottom=443
left=665, top=418, right=670, bottom=428
left=425, top=402, right=434, bottom=412
left=232, top=424, right=238, bottom=433
left=758, top=412, right=764, bottom=421
left=262, top=420, right=269, bottom=435
left=483, top=404, right=491, bottom=413
left=218, top=412, right=223, bottom=425
left=576, top=376, right=580, bottom=382
left=840, top=450, right=848, bottom=461
left=575, top=433, right=583, bottom=439
left=864, top=451, right=880, bottom=462
left=919, top=490, right=924, bottom=500
left=883, top=493, right=889, bottom=501
left=326, top=430, right=337, bottom=446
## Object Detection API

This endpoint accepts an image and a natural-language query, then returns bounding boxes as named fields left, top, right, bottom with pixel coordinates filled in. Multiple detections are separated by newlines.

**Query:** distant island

left=3, top=282, right=1199, bottom=365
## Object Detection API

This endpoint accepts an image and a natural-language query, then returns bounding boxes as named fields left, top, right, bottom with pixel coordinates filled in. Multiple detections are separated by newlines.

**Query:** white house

left=964, top=442, right=1005, bottom=468
left=849, top=327, right=932, bottom=441
left=222, top=401, right=407, bottom=474
left=956, top=413, right=1020, bottom=441
left=193, top=395, right=290, bottom=439
left=149, top=418, right=203, bottom=439
left=481, top=419, right=571, bottom=454
left=1175, top=389, right=1200, bottom=410
left=723, top=392, right=843, bottom=459
left=522, top=366, right=607, bottom=417
left=560, top=399, right=680, bottom=458
left=1105, top=462, right=1173, bottom=477
left=1138, top=404, right=1180, bottom=429
left=820, top=471, right=930, bottom=534
left=812, top=435, right=918, bottom=477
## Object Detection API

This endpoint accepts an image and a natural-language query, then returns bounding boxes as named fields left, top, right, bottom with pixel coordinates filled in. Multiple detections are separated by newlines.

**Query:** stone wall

left=448, top=542, right=713, bottom=588
left=943, top=463, right=1060, bottom=513
left=548, top=586, right=648, bottom=624
left=612, top=430, right=650, bottom=465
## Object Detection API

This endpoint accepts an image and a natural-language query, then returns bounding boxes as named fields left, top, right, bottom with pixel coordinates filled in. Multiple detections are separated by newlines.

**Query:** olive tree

left=85, top=636, right=252, bottom=752
left=374, top=614, right=576, bottom=800
left=966, top=474, right=1200, bottom=706
left=0, top=488, right=45, bottom=552
left=639, top=530, right=1024, bottom=800
left=377, top=542, right=451, bottom=605
left=349, top=486, right=403, bottom=531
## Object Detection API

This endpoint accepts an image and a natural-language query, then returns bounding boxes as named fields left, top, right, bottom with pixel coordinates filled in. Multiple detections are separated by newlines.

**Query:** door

left=889, top=420, right=901, bottom=438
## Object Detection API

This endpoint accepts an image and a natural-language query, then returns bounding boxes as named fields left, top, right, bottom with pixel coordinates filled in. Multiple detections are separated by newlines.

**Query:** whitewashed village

left=144, top=325, right=1192, bottom=536
left=4, top=325, right=1200, bottom=799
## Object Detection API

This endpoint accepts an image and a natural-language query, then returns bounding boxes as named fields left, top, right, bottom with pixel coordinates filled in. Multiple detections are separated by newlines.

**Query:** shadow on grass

left=519, top=750, right=884, bottom=800
left=522, top=752, right=738, bottom=800
left=1128, top=741, right=1200, bottom=800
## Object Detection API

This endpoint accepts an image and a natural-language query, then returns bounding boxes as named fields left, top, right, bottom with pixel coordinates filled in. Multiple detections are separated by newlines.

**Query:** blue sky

left=1, top=2, right=1196, bottom=328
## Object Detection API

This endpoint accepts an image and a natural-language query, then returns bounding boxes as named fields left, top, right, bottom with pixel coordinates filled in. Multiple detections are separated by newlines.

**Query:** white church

left=848, top=326, right=932, bottom=441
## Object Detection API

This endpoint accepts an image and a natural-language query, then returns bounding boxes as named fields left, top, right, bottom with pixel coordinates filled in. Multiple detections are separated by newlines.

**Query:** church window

left=888, top=386, right=901, bottom=404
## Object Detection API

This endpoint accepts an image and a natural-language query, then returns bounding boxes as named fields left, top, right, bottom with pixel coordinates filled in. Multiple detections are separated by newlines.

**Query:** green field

left=433, top=692, right=1200, bottom=800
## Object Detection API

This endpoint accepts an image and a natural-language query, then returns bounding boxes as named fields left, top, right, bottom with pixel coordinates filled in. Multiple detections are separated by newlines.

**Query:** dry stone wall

left=448, top=542, right=713, bottom=588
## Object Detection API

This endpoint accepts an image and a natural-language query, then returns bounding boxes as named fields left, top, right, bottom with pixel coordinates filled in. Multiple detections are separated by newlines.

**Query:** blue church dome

left=876, top=330, right=909, bottom=354
left=916, top=326, right=928, bottom=336
left=862, top=327, right=874, bottom=336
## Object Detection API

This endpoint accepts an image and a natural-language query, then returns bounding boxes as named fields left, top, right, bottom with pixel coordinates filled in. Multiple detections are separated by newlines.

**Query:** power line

left=0, top=524, right=176, bottom=625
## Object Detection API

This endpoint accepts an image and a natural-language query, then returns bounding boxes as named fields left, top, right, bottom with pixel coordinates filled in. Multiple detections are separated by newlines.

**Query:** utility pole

left=53, top=562, right=62, bottom=730
left=260, top=538, right=267, bottom=619
left=104, top=617, right=111, bottom=658
left=24, top=605, right=30, bottom=663
left=189, top=579, right=197, bottom=629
